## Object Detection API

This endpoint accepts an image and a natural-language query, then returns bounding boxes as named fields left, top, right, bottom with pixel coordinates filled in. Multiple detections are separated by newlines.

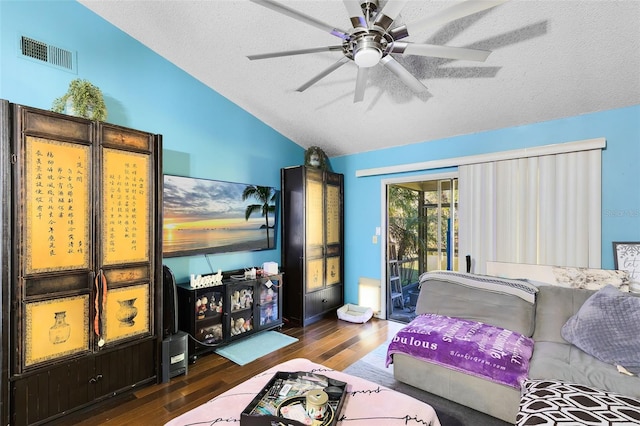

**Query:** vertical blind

left=458, top=149, right=601, bottom=274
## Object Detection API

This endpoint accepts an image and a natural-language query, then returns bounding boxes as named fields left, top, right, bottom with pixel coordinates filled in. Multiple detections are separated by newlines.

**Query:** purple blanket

left=386, top=314, right=534, bottom=389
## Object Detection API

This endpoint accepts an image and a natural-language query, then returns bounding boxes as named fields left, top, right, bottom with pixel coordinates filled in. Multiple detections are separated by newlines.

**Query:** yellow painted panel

left=305, top=179, right=323, bottom=247
left=104, top=284, right=150, bottom=343
left=306, top=258, right=324, bottom=291
left=326, top=256, right=341, bottom=286
left=25, top=295, right=89, bottom=367
left=326, top=185, right=340, bottom=245
left=25, top=137, right=91, bottom=273
left=102, top=149, right=150, bottom=265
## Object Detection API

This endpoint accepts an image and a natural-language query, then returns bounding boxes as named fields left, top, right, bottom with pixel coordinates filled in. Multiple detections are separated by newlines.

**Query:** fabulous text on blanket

left=386, top=314, right=534, bottom=388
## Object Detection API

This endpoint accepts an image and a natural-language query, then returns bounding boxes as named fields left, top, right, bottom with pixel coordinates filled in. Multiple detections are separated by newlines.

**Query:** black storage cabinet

left=281, top=166, right=344, bottom=326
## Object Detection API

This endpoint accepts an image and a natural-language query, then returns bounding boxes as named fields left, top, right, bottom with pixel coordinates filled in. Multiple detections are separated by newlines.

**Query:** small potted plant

left=52, top=78, right=108, bottom=121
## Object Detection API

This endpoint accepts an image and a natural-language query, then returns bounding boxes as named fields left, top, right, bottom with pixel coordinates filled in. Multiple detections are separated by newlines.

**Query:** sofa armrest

left=416, top=271, right=537, bottom=337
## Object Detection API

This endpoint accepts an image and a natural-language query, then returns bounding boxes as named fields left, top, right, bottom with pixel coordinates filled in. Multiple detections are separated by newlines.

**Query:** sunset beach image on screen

left=162, top=174, right=279, bottom=257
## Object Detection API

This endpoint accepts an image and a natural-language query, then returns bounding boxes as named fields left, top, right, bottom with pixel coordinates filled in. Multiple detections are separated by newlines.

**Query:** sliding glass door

left=386, top=177, right=458, bottom=322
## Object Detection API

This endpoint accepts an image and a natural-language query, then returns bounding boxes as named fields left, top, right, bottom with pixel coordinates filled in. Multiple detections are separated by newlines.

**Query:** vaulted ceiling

left=79, top=0, right=640, bottom=157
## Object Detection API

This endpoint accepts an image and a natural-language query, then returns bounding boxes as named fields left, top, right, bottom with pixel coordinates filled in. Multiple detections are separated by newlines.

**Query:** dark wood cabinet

left=11, top=338, right=156, bottom=425
left=0, top=100, right=162, bottom=425
left=281, top=166, right=344, bottom=326
left=177, top=272, right=283, bottom=362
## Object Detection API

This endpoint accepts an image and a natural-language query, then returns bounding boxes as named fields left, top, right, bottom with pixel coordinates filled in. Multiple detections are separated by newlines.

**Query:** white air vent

left=19, top=35, right=77, bottom=73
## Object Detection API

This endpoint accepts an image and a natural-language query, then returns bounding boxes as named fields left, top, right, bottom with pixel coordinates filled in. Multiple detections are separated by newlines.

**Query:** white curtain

left=458, top=149, right=601, bottom=274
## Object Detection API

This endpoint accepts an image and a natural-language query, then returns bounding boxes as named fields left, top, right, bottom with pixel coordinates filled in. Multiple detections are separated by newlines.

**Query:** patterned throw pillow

left=561, top=285, right=640, bottom=374
left=517, top=380, right=640, bottom=425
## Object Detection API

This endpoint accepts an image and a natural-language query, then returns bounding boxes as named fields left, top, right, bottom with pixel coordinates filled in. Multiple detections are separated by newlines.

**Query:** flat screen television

left=162, top=174, right=279, bottom=257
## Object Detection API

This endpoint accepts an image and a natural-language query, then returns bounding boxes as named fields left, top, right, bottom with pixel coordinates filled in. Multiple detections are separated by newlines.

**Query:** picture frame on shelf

left=612, top=241, right=640, bottom=283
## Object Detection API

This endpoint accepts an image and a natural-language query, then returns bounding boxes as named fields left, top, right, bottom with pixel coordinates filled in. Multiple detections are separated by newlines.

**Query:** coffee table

left=165, top=358, right=441, bottom=425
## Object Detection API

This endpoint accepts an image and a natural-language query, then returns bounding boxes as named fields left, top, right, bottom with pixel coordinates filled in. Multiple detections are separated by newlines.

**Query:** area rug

left=344, top=341, right=510, bottom=426
left=215, top=331, right=298, bottom=366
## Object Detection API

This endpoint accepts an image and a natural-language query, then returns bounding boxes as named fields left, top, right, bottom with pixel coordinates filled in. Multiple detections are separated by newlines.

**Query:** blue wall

left=2, top=1, right=638, bottom=302
left=332, top=106, right=640, bottom=303
left=0, top=0, right=304, bottom=283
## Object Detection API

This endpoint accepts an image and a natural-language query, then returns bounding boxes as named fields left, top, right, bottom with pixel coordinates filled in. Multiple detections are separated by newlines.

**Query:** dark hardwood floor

left=53, top=317, right=398, bottom=425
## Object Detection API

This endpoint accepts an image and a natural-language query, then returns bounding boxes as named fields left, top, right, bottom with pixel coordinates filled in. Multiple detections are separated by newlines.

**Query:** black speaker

left=161, top=331, right=188, bottom=383
left=162, top=264, right=178, bottom=337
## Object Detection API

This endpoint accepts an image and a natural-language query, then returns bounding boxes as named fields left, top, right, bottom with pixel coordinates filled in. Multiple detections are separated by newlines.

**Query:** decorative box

left=240, top=370, right=347, bottom=426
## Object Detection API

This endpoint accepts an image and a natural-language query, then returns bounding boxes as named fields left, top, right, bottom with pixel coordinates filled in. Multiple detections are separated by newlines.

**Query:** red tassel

left=94, top=271, right=101, bottom=337
left=101, top=271, right=107, bottom=330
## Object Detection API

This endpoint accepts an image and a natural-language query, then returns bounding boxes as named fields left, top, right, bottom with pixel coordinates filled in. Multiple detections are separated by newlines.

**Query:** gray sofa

left=391, top=271, right=640, bottom=423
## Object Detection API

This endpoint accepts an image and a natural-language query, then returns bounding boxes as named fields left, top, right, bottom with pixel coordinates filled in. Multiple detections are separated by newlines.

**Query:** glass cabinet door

left=194, top=287, right=224, bottom=345
left=258, top=277, right=281, bottom=328
left=228, top=282, right=255, bottom=338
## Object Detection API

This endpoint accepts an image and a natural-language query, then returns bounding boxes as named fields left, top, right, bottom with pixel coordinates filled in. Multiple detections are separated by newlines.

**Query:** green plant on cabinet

left=52, top=78, right=108, bottom=121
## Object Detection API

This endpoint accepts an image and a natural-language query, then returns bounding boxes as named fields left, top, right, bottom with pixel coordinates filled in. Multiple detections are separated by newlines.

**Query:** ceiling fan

left=247, top=0, right=509, bottom=103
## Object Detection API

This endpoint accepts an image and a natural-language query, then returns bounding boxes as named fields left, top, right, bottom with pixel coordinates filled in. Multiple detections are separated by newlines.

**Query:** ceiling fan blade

left=380, top=56, right=428, bottom=94
left=343, top=0, right=367, bottom=30
left=391, top=0, right=510, bottom=40
left=296, top=57, right=350, bottom=92
left=250, top=0, right=350, bottom=40
left=391, top=42, right=491, bottom=62
left=378, top=0, right=409, bottom=21
left=373, top=0, right=409, bottom=31
left=248, top=46, right=344, bottom=60
left=354, top=66, right=369, bottom=103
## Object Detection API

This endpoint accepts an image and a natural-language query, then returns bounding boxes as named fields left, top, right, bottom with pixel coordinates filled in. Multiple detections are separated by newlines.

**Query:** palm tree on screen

left=243, top=185, right=277, bottom=248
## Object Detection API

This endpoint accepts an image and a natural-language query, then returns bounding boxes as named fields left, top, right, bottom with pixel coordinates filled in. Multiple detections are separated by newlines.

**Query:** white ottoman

left=165, top=358, right=441, bottom=426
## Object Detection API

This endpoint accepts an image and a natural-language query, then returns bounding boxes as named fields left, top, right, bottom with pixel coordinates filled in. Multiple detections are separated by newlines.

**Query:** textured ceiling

left=79, top=0, right=640, bottom=157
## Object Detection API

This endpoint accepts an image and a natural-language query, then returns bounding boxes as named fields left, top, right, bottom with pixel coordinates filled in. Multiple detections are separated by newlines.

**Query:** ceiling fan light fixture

left=354, top=47, right=382, bottom=67
left=353, top=34, right=383, bottom=67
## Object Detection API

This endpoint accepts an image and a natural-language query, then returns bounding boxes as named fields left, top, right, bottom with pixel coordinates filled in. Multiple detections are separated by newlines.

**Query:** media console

left=177, top=270, right=284, bottom=363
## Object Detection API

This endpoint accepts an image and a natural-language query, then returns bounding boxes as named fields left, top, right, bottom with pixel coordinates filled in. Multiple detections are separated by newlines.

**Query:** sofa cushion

left=416, top=271, right=538, bottom=337
left=561, top=285, right=640, bottom=374
left=530, top=341, right=640, bottom=398
left=532, top=285, right=594, bottom=343
left=393, top=352, right=522, bottom=424
left=516, top=379, right=640, bottom=426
